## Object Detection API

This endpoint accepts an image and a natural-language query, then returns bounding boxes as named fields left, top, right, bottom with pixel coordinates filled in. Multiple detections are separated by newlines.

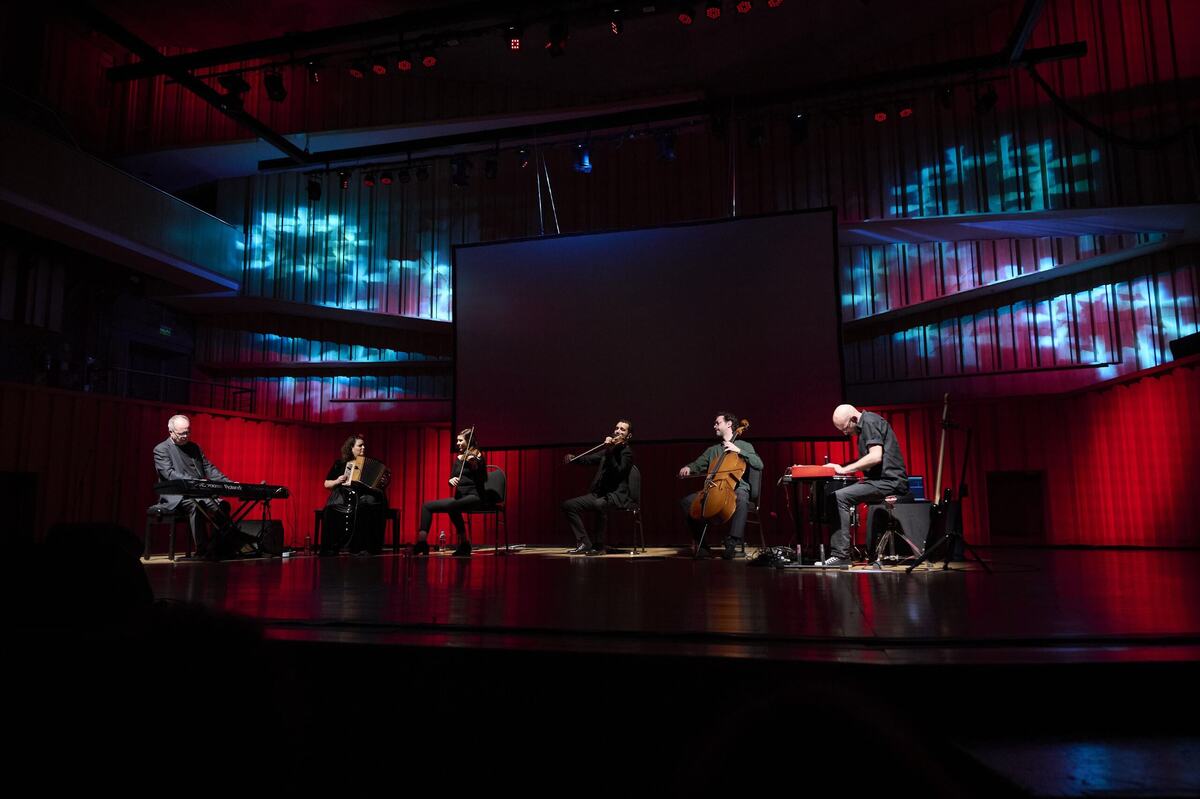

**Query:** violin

left=565, top=430, right=629, bottom=464
left=455, top=426, right=481, bottom=480
left=687, top=419, right=750, bottom=523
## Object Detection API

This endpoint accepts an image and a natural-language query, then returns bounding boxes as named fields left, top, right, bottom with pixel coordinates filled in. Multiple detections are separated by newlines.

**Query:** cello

left=688, top=419, right=750, bottom=523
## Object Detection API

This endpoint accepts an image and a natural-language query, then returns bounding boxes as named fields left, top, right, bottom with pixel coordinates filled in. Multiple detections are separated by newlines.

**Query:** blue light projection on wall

left=239, top=202, right=453, bottom=321
left=890, top=135, right=1103, bottom=217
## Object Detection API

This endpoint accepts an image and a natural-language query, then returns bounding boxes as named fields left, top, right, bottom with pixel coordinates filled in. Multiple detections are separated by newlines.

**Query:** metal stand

left=871, top=495, right=921, bottom=566
left=906, top=427, right=992, bottom=574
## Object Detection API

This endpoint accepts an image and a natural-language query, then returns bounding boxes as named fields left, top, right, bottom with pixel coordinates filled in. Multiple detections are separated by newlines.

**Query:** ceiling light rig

left=706, top=1, right=722, bottom=20
left=397, top=53, right=414, bottom=72
left=546, top=20, right=569, bottom=56
left=736, top=1, right=753, bottom=13
left=610, top=8, right=625, bottom=35
left=508, top=21, right=523, bottom=50
left=677, top=4, right=695, bottom=25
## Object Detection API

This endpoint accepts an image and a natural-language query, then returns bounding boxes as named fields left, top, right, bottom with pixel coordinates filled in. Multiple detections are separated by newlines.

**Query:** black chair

left=143, top=504, right=191, bottom=561
left=741, top=466, right=769, bottom=553
left=608, top=465, right=646, bottom=554
left=463, top=465, right=508, bottom=552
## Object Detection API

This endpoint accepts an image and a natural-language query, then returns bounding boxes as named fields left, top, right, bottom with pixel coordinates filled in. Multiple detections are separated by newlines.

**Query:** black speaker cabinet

left=866, top=501, right=933, bottom=556
left=235, top=519, right=285, bottom=556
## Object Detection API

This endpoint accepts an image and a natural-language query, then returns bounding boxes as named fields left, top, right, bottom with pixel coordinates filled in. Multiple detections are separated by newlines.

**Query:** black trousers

left=830, top=481, right=908, bottom=558
left=561, top=494, right=609, bottom=546
left=681, top=488, right=750, bottom=544
left=181, top=498, right=231, bottom=556
left=420, top=495, right=482, bottom=536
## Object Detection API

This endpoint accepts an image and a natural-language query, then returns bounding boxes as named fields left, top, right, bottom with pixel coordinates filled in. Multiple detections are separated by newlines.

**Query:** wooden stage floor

left=140, top=546, right=1200, bottom=665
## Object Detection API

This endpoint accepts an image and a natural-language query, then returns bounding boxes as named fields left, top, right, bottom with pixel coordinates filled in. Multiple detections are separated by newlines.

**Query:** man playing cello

left=678, top=413, right=763, bottom=559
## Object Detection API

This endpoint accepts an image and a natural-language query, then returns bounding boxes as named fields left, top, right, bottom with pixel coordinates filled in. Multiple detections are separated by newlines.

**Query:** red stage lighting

left=873, top=110, right=888, bottom=123
left=397, top=55, right=413, bottom=72
left=736, top=0, right=753, bottom=13
left=347, top=62, right=366, bottom=79
left=899, top=106, right=914, bottom=118
left=370, top=59, right=387, bottom=76
left=510, top=37, right=521, bottom=50
left=768, top=0, right=784, bottom=7
left=338, top=171, right=350, bottom=190
left=422, top=51, right=438, bottom=68
left=678, top=4, right=695, bottom=24
left=363, top=173, right=376, bottom=188
left=706, top=2, right=722, bottom=19
left=379, top=171, right=394, bottom=185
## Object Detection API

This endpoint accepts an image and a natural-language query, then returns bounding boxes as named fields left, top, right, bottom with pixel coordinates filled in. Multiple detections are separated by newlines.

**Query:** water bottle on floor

left=437, top=530, right=447, bottom=552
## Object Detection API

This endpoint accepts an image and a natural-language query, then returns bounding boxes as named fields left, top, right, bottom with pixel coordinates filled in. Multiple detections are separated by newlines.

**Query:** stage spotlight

left=573, top=143, right=592, bottom=174
left=508, top=22, right=523, bottom=49
left=518, top=147, right=531, bottom=169
left=484, top=157, right=498, bottom=180
left=789, top=111, right=809, bottom=143
left=938, top=86, right=954, bottom=110
left=657, top=132, right=677, bottom=161
left=370, top=57, right=388, bottom=76
left=451, top=157, right=471, bottom=187
left=677, top=4, right=695, bottom=25
left=379, top=171, right=394, bottom=185
left=264, top=72, right=287, bottom=102
left=348, top=62, right=367, bottom=79
left=736, top=0, right=753, bottom=13
left=416, top=165, right=430, bottom=182
left=706, top=1, right=722, bottom=19
left=397, top=53, right=414, bottom=72
left=306, top=61, right=321, bottom=85
left=422, top=50, right=438, bottom=68
left=306, top=179, right=322, bottom=202
left=767, top=0, right=784, bottom=7
left=338, top=171, right=350, bottom=190
left=898, top=104, right=914, bottom=119
left=363, top=172, right=377, bottom=188
left=610, top=8, right=624, bottom=35
left=217, top=73, right=252, bottom=101
left=975, top=84, right=998, bottom=114
left=546, top=21, right=568, bottom=56
left=873, top=108, right=888, bottom=123
left=398, top=167, right=411, bottom=184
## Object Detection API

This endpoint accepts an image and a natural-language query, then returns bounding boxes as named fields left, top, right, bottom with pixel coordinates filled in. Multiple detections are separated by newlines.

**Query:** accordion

left=345, top=456, right=389, bottom=490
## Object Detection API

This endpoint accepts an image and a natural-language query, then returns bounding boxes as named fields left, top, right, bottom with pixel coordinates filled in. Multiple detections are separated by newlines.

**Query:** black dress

left=321, top=459, right=387, bottom=555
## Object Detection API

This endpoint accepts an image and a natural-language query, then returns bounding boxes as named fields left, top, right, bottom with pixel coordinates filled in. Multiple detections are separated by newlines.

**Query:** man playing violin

left=678, top=413, right=763, bottom=559
left=819, top=404, right=910, bottom=566
left=562, top=420, right=635, bottom=555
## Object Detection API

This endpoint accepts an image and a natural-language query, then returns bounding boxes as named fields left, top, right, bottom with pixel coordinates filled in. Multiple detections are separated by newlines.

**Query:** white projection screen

left=453, top=209, right=842, bottom=448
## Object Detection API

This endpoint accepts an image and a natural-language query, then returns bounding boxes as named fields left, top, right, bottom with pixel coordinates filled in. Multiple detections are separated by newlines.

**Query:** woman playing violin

left=412, top=428, right=487, bottom=557
left=561, top=419, right=635, bottom=555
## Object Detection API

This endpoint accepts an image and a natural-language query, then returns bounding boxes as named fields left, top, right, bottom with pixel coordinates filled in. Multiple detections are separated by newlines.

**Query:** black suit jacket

left=152, top=437, right=229, bottom=510
left=572, top=444, right=634, bottom=509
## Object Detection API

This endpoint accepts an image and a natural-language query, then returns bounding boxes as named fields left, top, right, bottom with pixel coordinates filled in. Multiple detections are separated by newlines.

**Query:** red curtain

left=3, top=356, right=1195, bottom=548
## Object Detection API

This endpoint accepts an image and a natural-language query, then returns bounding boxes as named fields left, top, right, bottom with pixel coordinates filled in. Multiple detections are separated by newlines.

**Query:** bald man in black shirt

left=818, top=404, right=910, bottom=566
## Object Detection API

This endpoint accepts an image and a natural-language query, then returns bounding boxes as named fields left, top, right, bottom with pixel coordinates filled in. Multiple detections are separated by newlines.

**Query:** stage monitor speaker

left=234, top=520, right=285, bottom=556
left=1168, top=331, right=1200, bottom=359
left=866, top=501, right=933, bottom=555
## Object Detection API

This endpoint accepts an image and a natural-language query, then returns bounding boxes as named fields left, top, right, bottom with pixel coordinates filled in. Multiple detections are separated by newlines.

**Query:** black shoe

left=451, top=541, right=472, bottom=557
left=412, top=539, right=430, bottom=557
left=585, top=545, right=606, bottom=556
left=566, top=542, right=591, bottom=555
left=721, top=540, right=739, bottom=560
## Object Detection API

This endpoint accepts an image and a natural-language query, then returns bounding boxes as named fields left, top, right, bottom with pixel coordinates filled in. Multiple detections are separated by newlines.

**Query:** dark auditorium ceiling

left=89, top=0, right=1014, bottom=111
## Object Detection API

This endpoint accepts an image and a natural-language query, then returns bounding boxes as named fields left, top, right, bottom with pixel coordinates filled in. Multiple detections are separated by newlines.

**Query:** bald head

left=832, top=405, right=861, bottom=435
